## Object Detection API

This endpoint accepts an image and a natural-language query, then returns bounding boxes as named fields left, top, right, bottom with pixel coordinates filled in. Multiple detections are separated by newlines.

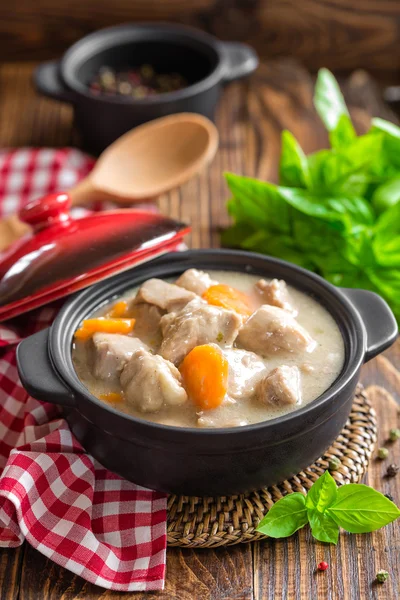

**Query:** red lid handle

left=19, top=193, right=72, bottom=231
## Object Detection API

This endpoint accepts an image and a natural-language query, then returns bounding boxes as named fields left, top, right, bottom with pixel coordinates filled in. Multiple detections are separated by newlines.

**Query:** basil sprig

left=256, top=471, right=400, bottom=544
left=222, top=68, right=400, bottom=325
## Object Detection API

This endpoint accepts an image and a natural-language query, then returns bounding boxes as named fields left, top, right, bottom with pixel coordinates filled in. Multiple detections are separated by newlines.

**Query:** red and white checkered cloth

left=0, top=149, right=167, bottom=591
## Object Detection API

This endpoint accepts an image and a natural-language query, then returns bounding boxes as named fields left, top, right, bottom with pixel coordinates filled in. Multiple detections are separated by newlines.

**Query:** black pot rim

left=49, top=249, right=367, bottom=439
left=60, top=22, right=225, bottom=106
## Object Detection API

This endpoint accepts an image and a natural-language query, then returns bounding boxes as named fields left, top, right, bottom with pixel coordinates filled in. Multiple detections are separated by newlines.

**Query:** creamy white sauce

left=72, top=270, right=345, bottom=427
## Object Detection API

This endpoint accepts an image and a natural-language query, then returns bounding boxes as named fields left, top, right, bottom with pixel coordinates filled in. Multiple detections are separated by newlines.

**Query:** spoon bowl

left=89, top=113, right=219, bottom=201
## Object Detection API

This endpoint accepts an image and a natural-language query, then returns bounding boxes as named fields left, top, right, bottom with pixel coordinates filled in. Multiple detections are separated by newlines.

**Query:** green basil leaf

left=373, top=202, right=400, bottom=267
left=278, top=188, right=347, bottom=230
left=306, top=471, right=337, bottom=513
left=308, top=135, right=381, bottom=198
left=326, top=484, right=400, bottom=533
left=314, top=69, right=356, bottom=146
left=329, top=114, right=357, bottom=149
left=241, top=231, right=316, bottom=270
left=325, top=271, right=376, bottom=291
left=374, top=199, right=400, bottom=237
left=279, top=130, right=310, bottom=188
left=256, top=493, right=308, bottom=538
left=371, top=117, right=400, bottom=139
left=370, top=118, right=400, bottom=169
left=338, top=226, right=375, bottom=268
left=225, top=173, right=290, bottom=234
left=326, top=197, right=374, bottom=226
left=278, top=188, right=372, bottom=230
left=308, top=510, right=339, bottom=544
left=220, top=221, right=255, bottom=248
left=371, top=175, right=400, bottom=215
left=292, top=215, right=344, bottom=256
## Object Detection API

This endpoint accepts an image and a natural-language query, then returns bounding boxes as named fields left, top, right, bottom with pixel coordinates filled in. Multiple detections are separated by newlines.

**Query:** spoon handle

left=0, top=215, right=31, bottom=252
left=69, top=177, right=98, bottom=206
left=69, top=177, right=151, bottom=206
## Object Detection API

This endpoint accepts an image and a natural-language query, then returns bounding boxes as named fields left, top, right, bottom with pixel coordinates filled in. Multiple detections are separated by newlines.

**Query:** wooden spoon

left=0, top=113, right=218, bottom=250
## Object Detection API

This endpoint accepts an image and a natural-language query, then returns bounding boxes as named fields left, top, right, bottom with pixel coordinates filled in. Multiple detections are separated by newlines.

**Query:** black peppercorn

left=89, top=65, right=187, bottom=98
left=386, top=464, right=399, bottom=478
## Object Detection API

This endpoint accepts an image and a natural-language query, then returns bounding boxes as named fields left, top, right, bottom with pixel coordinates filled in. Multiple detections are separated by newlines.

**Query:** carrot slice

left=74, top=318, right=135, bottom=340
left=106, top=300, right=129, bottom=318
left=202, top=284, right=253, bottom=316
left=99, top=392, right=124, bottom=404
left=180, top=344, right=228, bottom=410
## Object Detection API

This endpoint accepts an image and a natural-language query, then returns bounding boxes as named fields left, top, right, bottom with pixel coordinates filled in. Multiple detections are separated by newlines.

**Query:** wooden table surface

left=0, top=61, right=399, bottom=600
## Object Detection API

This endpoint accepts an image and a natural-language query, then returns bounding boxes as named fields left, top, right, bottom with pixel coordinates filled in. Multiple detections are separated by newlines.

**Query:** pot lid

left=0, top=193, right=190, bottom=321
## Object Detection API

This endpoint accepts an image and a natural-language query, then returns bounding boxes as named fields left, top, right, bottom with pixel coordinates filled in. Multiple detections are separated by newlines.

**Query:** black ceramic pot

left=17, top=250, right=397, bottom=495
left=34, top=23, right=259, bottom=153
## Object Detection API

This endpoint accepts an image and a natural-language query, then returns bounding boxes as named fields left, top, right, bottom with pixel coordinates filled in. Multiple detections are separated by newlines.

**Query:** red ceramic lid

left=0, top=193, right=190, bottom=321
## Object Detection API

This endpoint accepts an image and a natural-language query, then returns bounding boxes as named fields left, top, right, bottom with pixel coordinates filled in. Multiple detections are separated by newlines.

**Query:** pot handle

left=220, top=41, right=259, bottom=83
left=34, top=61, right=75, bottom=103
left=17, top=328, right=75, bottom=406
left=340, top=288, right=398, bottom=362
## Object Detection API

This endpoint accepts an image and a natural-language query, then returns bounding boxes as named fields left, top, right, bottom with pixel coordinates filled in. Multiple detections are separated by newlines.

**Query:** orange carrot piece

left=202, top=284, right=253, bottom=316
left=180, top=344, right=228, bottom=410
left=99, top=392, right=124, bottom=404
left=106, top=300, right=129, bottom=318
left=74, top=318, right=135, bottom=340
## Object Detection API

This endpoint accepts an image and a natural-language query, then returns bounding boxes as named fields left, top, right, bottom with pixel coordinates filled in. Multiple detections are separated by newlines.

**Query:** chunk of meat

left=160, top=299, right=242, bottom=365
left=133, top=278, right=196, bottom=312
left=160, top=298, right=206, bottom=337
left=256, top=365, right=302, bottom=406
left=175, top=269, right=218, bottom=295
left=129, top=303, right=163, bottom=347
left=255, top=279, right=297, bottom=315
left=91, top=333, right=148, bottom=381
left=120, top=348, right=188, bottom=413
left=223, top=348, right=266, bottom=400
left=300, top=362, right=315, bottom=374
left=197, top=414, right=249, bottom=428
left=237, top=305, right=316, bottom=356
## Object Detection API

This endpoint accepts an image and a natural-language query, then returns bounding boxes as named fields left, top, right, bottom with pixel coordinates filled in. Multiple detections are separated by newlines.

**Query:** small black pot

left=34, top=23, right=259, bottom=153
left=16, top=250, right=397, bottom=495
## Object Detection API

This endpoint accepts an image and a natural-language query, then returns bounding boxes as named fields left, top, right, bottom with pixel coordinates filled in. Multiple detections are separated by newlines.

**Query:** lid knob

left=19, top=192, right=72, bottom=231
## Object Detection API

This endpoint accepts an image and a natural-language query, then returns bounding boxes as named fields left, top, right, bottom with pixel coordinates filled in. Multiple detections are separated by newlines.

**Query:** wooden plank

left=2, top=0, right=400, bottom=81
left=0, top=546, right=25, bottom=600
left=0, top=63, right=74, bottom=149
left=19, top=544, right=253, bottom=600
left=361, top=346, right=400, bottom=404
left=253, top=378, right=400, bottom=600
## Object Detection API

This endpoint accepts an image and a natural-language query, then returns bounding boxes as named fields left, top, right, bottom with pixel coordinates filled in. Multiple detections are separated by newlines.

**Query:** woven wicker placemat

left=167, top=385, right=377, bottom=548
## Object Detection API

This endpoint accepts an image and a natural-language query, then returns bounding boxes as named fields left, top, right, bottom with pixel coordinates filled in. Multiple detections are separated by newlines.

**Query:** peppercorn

left=384, top=493, right=394, bottom=502
left=389, top=428, right=400, bottom=442
left=88, top=65, right=187, bottom=98
left=386, top=464, right=399, bottom=478
left=328, top=456, right=341, bottom=471
left=118, top=81, right=132, bottom=95
left=317, top=561, right=329, bottom=571
left=378, top=447, right=389, bottom=459
left=140, top=64, right=154, bottom=80
left=376, top=570, right=389, bottom=583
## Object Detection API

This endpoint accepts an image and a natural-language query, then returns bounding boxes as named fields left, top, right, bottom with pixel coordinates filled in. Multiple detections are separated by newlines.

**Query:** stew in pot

left=72, top=269, right=344, bottom=428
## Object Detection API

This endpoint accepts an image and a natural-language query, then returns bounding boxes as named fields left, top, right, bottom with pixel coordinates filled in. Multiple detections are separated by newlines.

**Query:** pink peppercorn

left=317, top=561, right=329, bottom=571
